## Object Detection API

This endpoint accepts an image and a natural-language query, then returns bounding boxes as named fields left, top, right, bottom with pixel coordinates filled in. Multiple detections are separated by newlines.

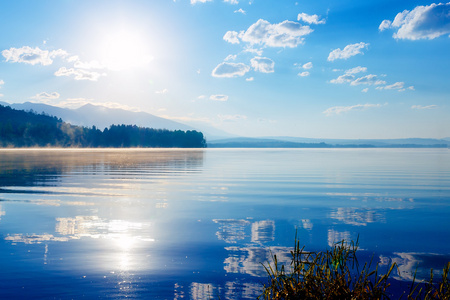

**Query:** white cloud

left=228, top=19, right=313, bottom=48
left=376, top=82, right=404, bottom=90
left=297, top=13, right=326, bottom=25
left=2, top=46, right=68, bottom=66
left=234, top=8, right=246, bottom=14
left=210, top=94, right=229, bottom=101
left=379, top=3, right=450, bottom=40
left=198, top=95, right=207, bottom=99
left=31, top=92, right=60, bottom=100
left=191, top=0, right=212, bottom=4
left=323, top=103, right=383, bottom=116
left=54, top=67, right=105, bottom=81
left=376, top=82, right=415, bottom=91
left=155, top=89, right=168, bottom=94
left=223, top=31, right=240, bottom=44
left=218, top=114, right=247, bottom=121
left=224, top=0, right=238, bottom=4
left=345, top=66, right=367, bottom=74
left=73, top=60, right=104, bottom=69
left=327, top=42, right=369, bottom=61
left=411, top=105, right=437, bottom=109
left=351, top=74, right=386, bottom=86
left=330, top=74, right=355, bottom=84
left=224, top=54, right=237, bottom=61
left=302, top=62, right=313, bottom=69
left=246, top=77, right=254, bottom=81
left=298, top=71, right=310, bottom=77
left=211, top=62, right=250, bottom=78
left=0, top=79, right=4, bottom=87
left=242, top=45, right=263, bottom=55
left=250, top=56, right=275, bottom=73
left=56, top=99, right=141, bottom=111
left=362, top=88, right=369, bottom=93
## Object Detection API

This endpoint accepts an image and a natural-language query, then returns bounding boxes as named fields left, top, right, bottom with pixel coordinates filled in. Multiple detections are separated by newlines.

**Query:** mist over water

left=0, top=148, right=449, bottom=299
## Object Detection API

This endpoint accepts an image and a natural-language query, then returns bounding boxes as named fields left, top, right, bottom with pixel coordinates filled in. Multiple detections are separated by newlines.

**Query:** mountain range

left=1, top=101, right=448, bottom=148
left=0, top=101, right=232, bottom=141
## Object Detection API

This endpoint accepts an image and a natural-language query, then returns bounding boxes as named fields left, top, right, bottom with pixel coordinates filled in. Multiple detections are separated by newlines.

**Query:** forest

left=0, top=104, right=206, bottom=148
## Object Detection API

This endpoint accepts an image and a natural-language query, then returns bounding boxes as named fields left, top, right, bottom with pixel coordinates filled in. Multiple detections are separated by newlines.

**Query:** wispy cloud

left=376, top=82, right=414, bottom=91
left=211, top=62, right=250, bottom=78
left=55, top=98, right=141, bottom=111
left=218, top=114, right=247, bottom=121
left=250, top=56, right=275, bottom=73
left=351, top=74, right=386, bottom=86
left=327, top=42, right=369, bottom=61
left=0, top=79, right=4, bottom=87
left=190, top=0, right=212, bottom=4
left=379, top=3, right=450, bottom=40
left=298, top=71, right=310, bottom=77
left=31, top=92, right=60, bottom=101
left=73, top=60, right=104, bottom=69
left=302, top=62, right=313, bottom=69
left=155, top=89, right=169, bottom=94
left=224, top=0, right=238, bottom=4
left=54, top=67, right=105, bottom=81
left=323, top=103, right=384, bottom=116
left=411, top=105, right=437, bottom=109
left=210, top=94, right=229, bottom=101
left=329, top=66, right=415, bottom=91
left=234, top=8, right=245, bottom=14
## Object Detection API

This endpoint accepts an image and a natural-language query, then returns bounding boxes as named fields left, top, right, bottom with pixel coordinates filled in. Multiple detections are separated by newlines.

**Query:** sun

left=99, top=29, right=153, bottom=71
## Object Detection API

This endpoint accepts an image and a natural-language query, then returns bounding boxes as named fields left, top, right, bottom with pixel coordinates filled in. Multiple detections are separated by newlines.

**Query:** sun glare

left=99, top=29, right=153, bottom=71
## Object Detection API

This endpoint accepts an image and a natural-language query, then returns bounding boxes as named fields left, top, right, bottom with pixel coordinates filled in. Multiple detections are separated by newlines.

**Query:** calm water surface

left=0, top=148, right=449, bottom=299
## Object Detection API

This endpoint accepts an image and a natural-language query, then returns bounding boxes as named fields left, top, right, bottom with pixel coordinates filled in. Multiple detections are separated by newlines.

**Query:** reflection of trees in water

left=174, top=281, right=262, bottom=300
left=0, top=149, right=204, bottom=188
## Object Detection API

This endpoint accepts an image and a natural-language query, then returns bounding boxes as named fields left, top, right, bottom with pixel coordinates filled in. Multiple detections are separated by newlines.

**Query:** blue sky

left=0, top=0, right=449, bottom=139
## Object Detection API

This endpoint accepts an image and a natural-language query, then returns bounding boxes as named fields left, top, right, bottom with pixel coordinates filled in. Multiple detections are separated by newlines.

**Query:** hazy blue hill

left=261, top=136, right=450, bottom=147
left=208, top=137, right=448, bottom=148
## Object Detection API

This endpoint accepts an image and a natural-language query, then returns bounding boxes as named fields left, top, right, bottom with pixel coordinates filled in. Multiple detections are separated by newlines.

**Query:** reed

left=259, top=235, right=450, bottom=299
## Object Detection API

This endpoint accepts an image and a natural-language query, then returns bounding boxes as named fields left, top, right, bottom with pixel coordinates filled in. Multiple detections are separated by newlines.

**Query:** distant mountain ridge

left=1, top=101, right=448, bottom=148
left=0, top=101, right=232, bottom=140
left=208, top=137, right=449, bottom=148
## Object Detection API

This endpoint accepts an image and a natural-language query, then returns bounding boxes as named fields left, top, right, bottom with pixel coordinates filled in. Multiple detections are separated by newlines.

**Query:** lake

left=0, top=148, right=449, bottom=299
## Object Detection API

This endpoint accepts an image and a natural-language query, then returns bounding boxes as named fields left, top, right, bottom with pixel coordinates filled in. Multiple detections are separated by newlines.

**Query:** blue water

left=0, top=148, right=449, bottom=299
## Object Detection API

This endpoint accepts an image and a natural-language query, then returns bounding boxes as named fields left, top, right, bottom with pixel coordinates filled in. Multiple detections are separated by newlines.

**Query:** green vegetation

left=0, top=104, right=206, bottom=148
left=260, top=237, right=450, bottom=299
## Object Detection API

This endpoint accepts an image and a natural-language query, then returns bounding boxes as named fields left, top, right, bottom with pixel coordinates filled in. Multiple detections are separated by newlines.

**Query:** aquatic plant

left=259, top=235, right=450, bottom=299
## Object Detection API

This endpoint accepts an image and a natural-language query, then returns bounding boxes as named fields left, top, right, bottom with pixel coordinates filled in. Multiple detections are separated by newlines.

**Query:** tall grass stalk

left=259, top=235, right=449, bottom=300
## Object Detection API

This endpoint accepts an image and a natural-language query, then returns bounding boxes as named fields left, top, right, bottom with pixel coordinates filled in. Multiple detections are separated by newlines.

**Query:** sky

left=0, top=0, right=449, bottom=139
